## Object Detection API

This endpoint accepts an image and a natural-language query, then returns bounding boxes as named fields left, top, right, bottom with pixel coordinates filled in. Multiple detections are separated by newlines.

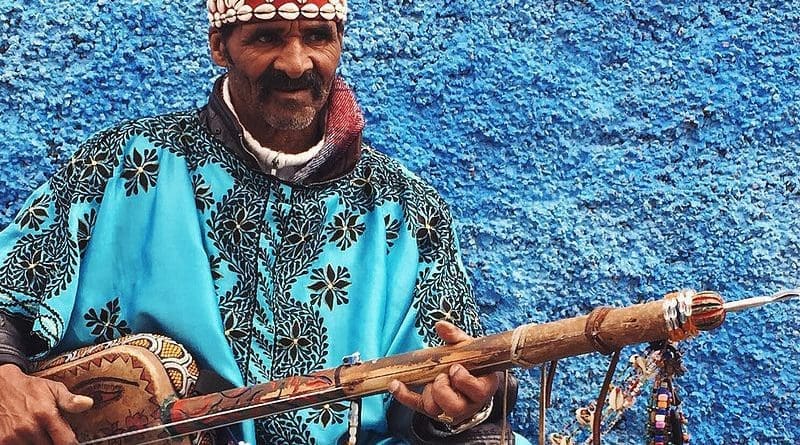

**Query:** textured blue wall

left=1, top=1, right=798, bottom=443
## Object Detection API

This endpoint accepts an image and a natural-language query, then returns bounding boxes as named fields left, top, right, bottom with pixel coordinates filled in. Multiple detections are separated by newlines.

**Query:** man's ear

left=209, top=28, right=229, bottom=68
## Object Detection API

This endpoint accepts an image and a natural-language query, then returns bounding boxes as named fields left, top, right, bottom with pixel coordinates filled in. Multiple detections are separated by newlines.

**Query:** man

left=0, top=0, right=522, bottom=443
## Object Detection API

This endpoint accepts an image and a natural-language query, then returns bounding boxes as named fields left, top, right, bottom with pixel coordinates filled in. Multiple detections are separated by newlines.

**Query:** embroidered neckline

left=222, top=76, right=324, bottom=176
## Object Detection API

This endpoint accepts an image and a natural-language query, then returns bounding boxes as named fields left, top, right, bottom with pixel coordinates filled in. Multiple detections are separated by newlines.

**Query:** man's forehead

left=208, top=0, right=347, bottom=28
left=238, top=18, right=337, bottom=32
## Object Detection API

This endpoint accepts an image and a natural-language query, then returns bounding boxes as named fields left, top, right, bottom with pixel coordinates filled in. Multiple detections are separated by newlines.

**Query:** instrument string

left=78, top=357, right=518, bottom=444
left=75, top=289, right=800, bottom=444
left=78, top=387, right=345, bottom=445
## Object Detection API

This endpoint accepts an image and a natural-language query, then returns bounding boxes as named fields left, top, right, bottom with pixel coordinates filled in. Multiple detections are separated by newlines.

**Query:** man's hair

left=219, top=25, right=236, bottom=42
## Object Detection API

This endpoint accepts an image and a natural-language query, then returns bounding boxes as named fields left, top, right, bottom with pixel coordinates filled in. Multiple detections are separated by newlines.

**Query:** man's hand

left=387, top=321, right=499, bottom=426
left=0, top=363, right=93, bottom=445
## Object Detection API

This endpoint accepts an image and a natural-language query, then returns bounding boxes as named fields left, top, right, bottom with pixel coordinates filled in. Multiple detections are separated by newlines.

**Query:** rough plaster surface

left=1, top=1, right=798, bottom=442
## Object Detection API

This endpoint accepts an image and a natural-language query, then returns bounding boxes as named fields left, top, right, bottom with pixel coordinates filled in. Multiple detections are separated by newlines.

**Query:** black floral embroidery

left=415, top=263, right=483, bottom=342
left=428, top=297, right=462, bottom=324
left=219, top=291, right=252, bottom=362
left=222, top=311, right=248, bottom=343
left=77, top=209, right=97, bottom=254
left=15, top=194, right=49, bottom=231
left=121, top=148, right=159, bottom=196
left=275, top=320, right=315, bottom=363
left=308, top=265, right=351, bottom=310
left=79, top=150, right=114, bottom=181
left=208, top=255, right=224, bottom=281
left=284, top=218, right=315, bottom=248
left=83, top=298, right=131, bottom=344
left=0, top=111, right=484, bottom=443
left=220, top=206, right=260, bottom=246
left=326, top=212, right=365, bottom=250
left=1, top=228, right=79, bottom=305
left=351, top=166, right=375, bottom=202
left=416, top=213, right=442, bottom=248
left=258, top=414, right=313, bottom=445
left=270, top=302, right=329, bottom=379
left=208, top=188, right=267, bottom=381
left=193, top=174, right=214, bottom=212
left=384, top=214, right=400, bottom=253
left=305, top=402, right=349, bottom=427
left=340, top=165, right=386, bottom=214
left=16, top=247, right=50, bottom=294
left=63, top=156, right=82, bottom=179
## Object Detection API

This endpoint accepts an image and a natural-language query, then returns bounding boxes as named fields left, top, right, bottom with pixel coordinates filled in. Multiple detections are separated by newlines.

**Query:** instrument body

left=33, top=334, right=199, bottom=444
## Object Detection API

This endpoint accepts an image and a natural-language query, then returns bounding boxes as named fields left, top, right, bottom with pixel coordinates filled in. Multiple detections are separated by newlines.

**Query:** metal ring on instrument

left=664, top=289, right=701, bottom=341
left=664, top=296, right=684, bottom=341
left=663, top=298, right=678, bottom=332
left=676, top=290, right=689, bottom=325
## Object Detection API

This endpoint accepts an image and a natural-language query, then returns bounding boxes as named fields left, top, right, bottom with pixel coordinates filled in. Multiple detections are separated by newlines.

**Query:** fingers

left=434, top=321, right=472, bottom=345
left=420, top=379, right=442, bottom=415
left=39, top=408, right=77, bottom=445
left=430, top=372, right=470, bottom=417
left=388, top=380, right=435, bottom=415
left=1, top=422, right=53, bottom=445
left=389, top=371, right=490, bottom=424
left=41, top=382, right=81, bottom=445
left=0, top=369, right=82, bottom=445
left=49, top=381, right=93, bottom=414
left=447, top=364, right=499, bottom=404
left=388, top=377, right=455, bottom=420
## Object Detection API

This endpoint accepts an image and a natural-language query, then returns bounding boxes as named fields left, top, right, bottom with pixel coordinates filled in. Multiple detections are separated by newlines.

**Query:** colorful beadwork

left=647, top=342, right=689, bottom=445
left=550, top=341, right=690, bottom=445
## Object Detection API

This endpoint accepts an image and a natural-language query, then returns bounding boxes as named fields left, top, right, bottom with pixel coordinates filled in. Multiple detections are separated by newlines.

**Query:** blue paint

left=1, top=0, right=798, bottom=442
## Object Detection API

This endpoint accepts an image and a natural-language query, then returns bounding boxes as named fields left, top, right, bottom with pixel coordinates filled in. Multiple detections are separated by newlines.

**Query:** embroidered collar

left=221, top=76, right=325, bottom=178
left=199, top=75, right=365, bottom=185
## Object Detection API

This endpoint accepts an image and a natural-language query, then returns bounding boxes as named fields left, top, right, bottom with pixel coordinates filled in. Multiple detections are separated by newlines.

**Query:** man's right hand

left=0, top=363, right=93, bottom=445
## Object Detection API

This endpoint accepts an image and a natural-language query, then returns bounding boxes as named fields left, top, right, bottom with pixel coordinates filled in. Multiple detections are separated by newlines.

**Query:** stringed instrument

left=31, top=290, right=784, bottom=445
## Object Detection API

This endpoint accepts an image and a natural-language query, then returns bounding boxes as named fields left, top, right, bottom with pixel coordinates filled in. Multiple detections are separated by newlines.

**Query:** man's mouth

left=270, top=88, right=313, bottom=99
left=258, top=67, right=323, bottom=101
left=274, top=86, right=310, bottom=93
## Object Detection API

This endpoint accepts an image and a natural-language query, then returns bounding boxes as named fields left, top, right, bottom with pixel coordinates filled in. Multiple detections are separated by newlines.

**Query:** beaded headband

left=208, top=0, right=347, bottom=28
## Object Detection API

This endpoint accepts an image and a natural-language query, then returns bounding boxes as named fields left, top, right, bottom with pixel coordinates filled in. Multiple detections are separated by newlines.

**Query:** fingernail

left=75, top=395, right=94, bottom=404
left=449, top=364, right=462, bottom=377
left=388, top=380, right=399, bottom=394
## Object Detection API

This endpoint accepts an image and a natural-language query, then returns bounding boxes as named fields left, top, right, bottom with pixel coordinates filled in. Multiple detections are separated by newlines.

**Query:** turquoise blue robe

left=0, top=110, right=490, bottom=443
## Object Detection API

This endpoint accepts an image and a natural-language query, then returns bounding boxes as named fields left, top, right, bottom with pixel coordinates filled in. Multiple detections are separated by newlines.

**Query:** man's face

left=212, top=20, right=343, bottom=132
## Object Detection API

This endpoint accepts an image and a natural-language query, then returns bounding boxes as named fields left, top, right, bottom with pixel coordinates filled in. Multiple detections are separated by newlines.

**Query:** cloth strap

left=592, top=349, right=621, bottom=445
left=584, top=307, right=615, bottom=355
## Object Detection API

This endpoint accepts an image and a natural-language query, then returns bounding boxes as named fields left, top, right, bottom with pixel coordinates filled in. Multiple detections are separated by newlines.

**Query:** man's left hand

left=387, top=321, right=499, bottom=425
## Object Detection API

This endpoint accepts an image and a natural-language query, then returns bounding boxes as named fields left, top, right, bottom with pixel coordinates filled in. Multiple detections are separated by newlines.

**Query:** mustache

left=258, top=67, right=324, bottom=101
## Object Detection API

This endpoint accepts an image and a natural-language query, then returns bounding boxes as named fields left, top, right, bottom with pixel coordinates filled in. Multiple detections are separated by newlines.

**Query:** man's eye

left=306, top=31, right=333, bottom=44
left=255, top=33, right=280, bottom=44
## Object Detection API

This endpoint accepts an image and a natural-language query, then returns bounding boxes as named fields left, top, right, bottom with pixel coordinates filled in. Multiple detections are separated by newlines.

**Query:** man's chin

left=263, top=105, right=318, bottom=131
left=260, top=93, right=326, bottom=131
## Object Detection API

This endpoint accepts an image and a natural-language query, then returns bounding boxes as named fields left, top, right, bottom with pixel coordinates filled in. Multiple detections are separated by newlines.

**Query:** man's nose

left=274, top=40, right=313, bottom=79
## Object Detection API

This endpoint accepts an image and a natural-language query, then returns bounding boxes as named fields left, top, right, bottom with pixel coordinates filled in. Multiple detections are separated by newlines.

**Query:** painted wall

left=1, top=1, right=798, bottom=442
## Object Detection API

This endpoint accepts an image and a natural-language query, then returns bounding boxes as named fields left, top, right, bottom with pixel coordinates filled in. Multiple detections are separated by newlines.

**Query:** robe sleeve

left=0, top=128, right=120, bottom=353
left=411, top=190, right=484, bottom=346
